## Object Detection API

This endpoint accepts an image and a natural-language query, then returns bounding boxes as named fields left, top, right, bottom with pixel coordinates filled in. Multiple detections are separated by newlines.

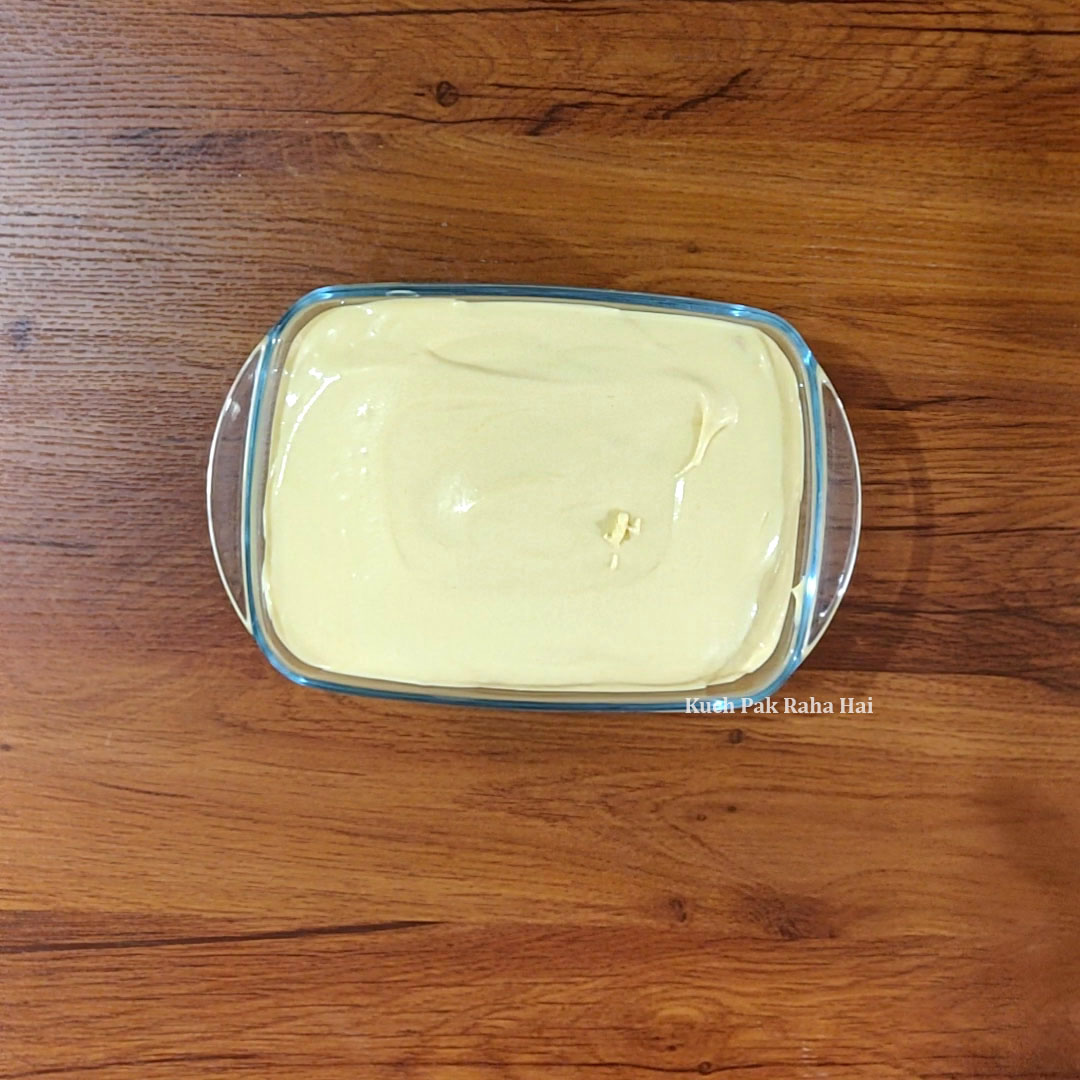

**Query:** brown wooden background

left=3, top=1, right=1080, bottom=1077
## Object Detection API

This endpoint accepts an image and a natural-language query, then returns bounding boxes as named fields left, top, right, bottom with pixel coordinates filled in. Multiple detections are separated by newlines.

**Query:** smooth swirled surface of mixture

left=262, top=298, right=804, bottom=691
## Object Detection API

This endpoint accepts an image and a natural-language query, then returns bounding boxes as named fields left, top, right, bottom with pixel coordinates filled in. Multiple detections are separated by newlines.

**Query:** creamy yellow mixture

left=262, top=298, right=804, bottom=691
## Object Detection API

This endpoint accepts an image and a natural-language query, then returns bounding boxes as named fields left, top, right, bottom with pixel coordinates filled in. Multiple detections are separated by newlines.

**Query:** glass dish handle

left=206, top=341, right=263, bottom=634
left=806, top=372, right=862, bottom=653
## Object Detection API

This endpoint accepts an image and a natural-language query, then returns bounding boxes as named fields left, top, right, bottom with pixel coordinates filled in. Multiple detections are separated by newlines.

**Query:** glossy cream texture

left=262, top=299, right=804, bottom=691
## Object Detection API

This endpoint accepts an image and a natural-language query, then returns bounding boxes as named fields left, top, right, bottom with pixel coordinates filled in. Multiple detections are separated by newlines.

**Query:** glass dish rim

left=242, top=283, right=827, bottom=712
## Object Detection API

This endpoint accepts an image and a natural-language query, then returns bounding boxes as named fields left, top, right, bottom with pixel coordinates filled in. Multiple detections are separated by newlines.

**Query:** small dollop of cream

left=603, top=510, right=642, bottom=569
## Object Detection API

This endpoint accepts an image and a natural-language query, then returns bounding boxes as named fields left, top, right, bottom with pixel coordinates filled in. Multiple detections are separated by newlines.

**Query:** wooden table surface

left=4, top=1, right=1080, bottom=1077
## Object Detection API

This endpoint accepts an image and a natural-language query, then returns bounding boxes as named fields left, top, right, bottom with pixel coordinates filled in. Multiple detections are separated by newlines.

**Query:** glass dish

left=208, top=284, right=860, bottom=711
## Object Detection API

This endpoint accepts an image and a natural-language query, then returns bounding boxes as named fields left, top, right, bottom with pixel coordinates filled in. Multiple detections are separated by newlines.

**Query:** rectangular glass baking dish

left=208, top=284, right=860, bottom=711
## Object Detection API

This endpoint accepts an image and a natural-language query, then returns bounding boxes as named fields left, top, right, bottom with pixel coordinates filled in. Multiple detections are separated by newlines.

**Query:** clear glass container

left=208, top=284, right=860, bottom=711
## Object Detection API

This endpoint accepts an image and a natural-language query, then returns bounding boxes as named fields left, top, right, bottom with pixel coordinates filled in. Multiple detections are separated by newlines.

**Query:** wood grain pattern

left=2, top=1, right=1080, bottom=1077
